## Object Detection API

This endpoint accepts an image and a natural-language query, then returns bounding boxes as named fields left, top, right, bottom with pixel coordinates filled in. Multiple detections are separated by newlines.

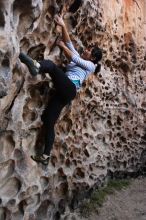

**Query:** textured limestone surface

left=0, top=0, right=146, bottom=219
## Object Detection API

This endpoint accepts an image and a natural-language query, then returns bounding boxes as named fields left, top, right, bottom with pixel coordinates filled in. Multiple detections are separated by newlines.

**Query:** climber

left=19, top=15, right=102, bottom=165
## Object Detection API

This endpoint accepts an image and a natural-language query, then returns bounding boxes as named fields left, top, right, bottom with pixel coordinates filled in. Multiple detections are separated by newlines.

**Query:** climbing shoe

left=19, top=52, right=40, bottom=76
left=31, top=154, right=50, bottom=165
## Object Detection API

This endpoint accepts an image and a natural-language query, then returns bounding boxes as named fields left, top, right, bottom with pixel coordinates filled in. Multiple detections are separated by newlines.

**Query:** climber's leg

left=19, top=52, right=40, bottom=76
left=41, top=94, right=66, bottom=156
left=19, top=53, right=77, bottom=164
left=19, top=53, right=76, bottom=102
left=39, top=59, right=76, bottom=103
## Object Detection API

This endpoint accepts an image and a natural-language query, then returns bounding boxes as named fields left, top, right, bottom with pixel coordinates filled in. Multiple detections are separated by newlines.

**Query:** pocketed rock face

left=0, top=0, right=146, bottom=219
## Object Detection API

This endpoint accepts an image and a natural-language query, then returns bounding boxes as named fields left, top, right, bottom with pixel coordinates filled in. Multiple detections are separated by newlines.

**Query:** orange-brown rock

left=0, top=0, right=146, bottom=219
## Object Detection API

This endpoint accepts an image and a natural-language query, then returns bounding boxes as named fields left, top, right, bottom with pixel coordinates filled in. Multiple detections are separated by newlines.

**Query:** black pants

left=36, top=60, right=76, bottom=156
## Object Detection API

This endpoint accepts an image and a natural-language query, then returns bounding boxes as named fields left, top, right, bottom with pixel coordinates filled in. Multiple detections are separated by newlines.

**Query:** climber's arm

left=62, top=23, right=71, bottom=44
left=55, top=15, right=80, bottom=56
left=57, top=41, right=73, bottom=60
left=54, top=15, right=70, bottom=43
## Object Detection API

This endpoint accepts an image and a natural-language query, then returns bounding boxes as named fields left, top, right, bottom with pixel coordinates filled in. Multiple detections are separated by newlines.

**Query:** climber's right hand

left=56, top=40, right=65, bottom=48
left=54, top=15, right=65, bottom=27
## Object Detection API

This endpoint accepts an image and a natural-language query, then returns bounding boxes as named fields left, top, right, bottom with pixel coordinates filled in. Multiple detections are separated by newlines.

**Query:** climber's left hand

left=54, top=15, right=65, bottom=27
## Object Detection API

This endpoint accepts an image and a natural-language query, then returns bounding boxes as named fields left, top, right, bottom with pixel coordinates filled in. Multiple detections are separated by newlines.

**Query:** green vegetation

left=79, top=179, right=131, bottom=218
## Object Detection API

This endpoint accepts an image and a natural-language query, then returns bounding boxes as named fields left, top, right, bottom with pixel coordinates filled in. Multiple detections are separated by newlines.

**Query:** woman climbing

left=19, top=15, right=102, bottom=165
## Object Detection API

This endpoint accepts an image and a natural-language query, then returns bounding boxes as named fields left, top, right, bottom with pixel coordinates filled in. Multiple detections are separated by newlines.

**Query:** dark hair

left=91, top=46, right=102, bottom=74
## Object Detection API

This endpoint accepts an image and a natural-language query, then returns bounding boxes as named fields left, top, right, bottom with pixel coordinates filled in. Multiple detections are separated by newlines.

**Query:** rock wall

left=0, top=0, right=146, bottom=219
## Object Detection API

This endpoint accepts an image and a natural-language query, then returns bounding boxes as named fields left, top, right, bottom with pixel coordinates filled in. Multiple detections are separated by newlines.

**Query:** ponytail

left=91, top=46, right=102, bottom=75
left=92, top=58, right=101, bottom=75
left=94, top=63, right=101, bottom=74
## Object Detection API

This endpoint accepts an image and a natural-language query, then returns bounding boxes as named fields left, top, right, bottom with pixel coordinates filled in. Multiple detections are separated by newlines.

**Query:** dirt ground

left=70, top=177, right=146, bottom=220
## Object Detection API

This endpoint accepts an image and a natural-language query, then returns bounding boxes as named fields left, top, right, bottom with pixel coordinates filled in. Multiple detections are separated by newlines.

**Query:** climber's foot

left=31, top=154, right=50, bottom=165
left=19, top=52, right=39, bottom=76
